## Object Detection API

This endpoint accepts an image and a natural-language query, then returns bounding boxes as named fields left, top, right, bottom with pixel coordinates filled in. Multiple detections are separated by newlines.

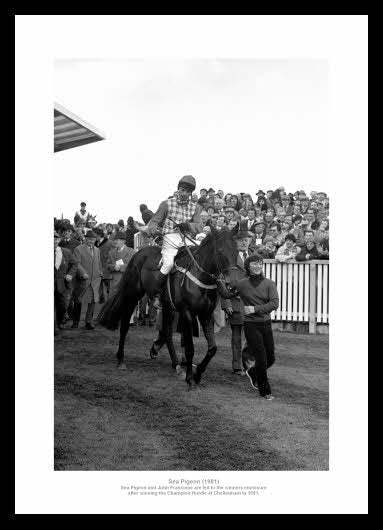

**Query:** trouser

left=54, top=290, right=66, bottom=326
left=160, top=232, right=193, bottom=275
left=230, top=324, right=243, bottom=371
left=244, top=321, right=275, bottom=397
left=73, top=301, right=96, bottom=325
left=99, top=279, right=111, bottom=303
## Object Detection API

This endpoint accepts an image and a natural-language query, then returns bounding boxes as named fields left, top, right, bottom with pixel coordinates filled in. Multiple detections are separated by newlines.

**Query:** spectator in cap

left=71, top=230, right=103, bottom=330
left=54, top=231, right=77, bottom=333
left=107, top=231, right=136, bottom=294
left=94, top=227, right=114, bottom=304
left=275, top=233, right=301, bottom=262
left=220, top=230, right=255, bottom=376
left=223, top=207, right=236, bottom=223
left=74, top=202, right=90, bottom=226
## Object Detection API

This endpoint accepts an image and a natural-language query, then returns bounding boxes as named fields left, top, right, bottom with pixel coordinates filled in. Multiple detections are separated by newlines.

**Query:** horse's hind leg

left=193, top=315, right=217, bottom=384
left=116, top=300, right=138, bottom=370
left=162, top=305, right=180, bottom=370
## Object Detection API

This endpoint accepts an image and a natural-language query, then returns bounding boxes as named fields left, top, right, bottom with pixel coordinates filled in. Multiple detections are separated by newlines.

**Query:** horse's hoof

left=117, top=363, right=127, bottom=371
left=149, top=345, right=158, bottom=359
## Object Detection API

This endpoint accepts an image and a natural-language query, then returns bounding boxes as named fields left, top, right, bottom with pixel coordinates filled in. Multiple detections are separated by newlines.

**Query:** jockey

left=147, top=175, right=203, bottom=307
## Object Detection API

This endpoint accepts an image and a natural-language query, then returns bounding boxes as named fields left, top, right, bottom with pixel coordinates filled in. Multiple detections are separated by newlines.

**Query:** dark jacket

left=220, top=250, right=255, bottom=325
left=59, top=237, right=81, bottom=252
left=141, top=209, right=154, bottom=225
left=236, top=275, right=279, bottom=323
left=54, top=247, right=77, bottom=294
left=125, top=225, right=139, bottom=248
left=295, top=243, right=320, bottom=261
left=95, top=237, right=114, bottom=279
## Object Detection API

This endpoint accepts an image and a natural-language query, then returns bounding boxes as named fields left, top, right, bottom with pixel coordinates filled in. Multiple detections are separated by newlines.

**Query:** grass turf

left=54, top=320, right=328, bottom=471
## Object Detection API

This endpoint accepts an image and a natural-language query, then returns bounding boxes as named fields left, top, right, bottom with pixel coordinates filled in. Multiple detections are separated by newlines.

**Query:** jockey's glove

left=175, top=222, right=191, bottom=233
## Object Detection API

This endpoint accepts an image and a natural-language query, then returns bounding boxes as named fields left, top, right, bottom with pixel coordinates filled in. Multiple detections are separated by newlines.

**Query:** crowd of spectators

left=54, top=188, right=329, bottom=332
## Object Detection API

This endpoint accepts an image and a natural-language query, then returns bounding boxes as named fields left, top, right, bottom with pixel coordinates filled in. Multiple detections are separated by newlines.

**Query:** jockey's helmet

left=177, top=175, right=196, bottom=192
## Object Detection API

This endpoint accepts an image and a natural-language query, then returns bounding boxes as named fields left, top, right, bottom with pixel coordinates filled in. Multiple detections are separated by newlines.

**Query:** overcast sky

left=54, top=59, right=328, bottom=223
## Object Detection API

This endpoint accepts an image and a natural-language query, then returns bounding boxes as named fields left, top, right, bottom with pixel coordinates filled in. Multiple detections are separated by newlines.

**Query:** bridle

left=179, top=231, right=237, bottom=289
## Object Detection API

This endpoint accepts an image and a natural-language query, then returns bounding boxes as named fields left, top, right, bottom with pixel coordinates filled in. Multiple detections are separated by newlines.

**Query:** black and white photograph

left=15, top=15, right=368, bottom=515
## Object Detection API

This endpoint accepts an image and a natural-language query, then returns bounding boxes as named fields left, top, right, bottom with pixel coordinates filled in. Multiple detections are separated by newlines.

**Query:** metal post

left=309, top=263, right=317, bottom=334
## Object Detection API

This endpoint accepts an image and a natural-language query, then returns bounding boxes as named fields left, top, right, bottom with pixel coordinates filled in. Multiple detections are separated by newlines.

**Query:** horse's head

left=200, top=226, right=239, bottom=298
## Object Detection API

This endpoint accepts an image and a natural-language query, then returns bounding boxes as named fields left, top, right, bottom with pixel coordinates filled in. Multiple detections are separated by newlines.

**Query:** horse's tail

left=98, top=258, right=141, bottom=330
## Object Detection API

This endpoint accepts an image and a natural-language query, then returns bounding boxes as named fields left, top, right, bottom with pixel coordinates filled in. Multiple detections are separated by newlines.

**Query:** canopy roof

left=54, top=102, right=105, bottom=152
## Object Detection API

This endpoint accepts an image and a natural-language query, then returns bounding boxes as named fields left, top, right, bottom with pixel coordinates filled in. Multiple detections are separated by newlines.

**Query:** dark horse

left=98, top=226, right=239, bottom=388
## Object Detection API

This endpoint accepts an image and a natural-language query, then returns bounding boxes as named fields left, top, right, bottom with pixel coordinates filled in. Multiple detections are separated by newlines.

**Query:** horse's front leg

left=194, top=315, right=217, bottom=384
left=179, top=311, right=195, bottom=388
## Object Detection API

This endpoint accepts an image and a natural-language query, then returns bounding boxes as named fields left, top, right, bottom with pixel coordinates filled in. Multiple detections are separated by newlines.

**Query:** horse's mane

left=174, top=233, right=221, bottom=268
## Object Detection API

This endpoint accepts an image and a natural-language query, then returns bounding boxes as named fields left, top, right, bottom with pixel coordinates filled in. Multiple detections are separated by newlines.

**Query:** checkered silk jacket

left=162, top=198, right=197, bottom=234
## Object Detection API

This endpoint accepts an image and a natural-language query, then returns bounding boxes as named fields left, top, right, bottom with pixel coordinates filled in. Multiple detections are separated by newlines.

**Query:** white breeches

left=160, top=232, right=194, bottom=275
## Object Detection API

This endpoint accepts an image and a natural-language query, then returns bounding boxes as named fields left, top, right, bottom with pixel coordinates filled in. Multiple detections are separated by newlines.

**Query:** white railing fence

left=133, top=235, right=329, bottom=333
left=263, top=259, right=329, bottom=332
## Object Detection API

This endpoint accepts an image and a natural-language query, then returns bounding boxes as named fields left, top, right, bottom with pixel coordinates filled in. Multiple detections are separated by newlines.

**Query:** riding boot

left=152, top=272, right=168, bottom=310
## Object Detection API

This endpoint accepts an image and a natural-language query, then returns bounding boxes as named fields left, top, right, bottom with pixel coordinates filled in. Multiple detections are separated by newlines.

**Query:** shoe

left=263, top=394, right=274, bottom=401
left=71, top=322, right=79, bottom=329
left=85, top=323, right=95, bottom=330
left=245, top=368, right=258, bottom=390
left=233, top=369, right=245, bottom=376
